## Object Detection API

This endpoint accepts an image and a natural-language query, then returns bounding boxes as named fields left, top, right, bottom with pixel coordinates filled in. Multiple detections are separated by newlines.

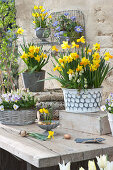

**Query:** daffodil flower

left=48, top=131, right=54, bottom=139
left=17, top=28, right=24, bottom=34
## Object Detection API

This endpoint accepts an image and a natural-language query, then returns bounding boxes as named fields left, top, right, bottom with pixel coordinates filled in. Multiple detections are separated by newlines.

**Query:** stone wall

left=15, top=0, right=113, bottom=100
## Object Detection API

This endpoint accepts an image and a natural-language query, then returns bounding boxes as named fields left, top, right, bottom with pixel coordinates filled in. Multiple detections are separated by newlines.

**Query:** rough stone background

left=15, top=0, right=113, bottom=101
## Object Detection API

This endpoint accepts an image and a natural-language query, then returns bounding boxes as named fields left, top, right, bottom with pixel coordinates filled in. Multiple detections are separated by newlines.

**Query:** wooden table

left=0, top=123, right=113, bottom=170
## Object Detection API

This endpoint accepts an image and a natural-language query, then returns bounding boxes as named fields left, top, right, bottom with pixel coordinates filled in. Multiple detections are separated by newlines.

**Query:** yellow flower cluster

left=17, top=28, right=24, bottom=34
left=52, top=37, right=113, bottom=74
left=20, top=45, right=47, bottom=62
left=39, top=108, right=49, bottom=114
left=32, top=5, right=52, bottom=23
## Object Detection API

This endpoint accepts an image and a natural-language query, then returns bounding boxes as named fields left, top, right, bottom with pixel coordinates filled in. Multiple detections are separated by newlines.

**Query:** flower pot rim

left=23, top=70, right=45, bottom=74
left=62, top=87, right=103, bottom=91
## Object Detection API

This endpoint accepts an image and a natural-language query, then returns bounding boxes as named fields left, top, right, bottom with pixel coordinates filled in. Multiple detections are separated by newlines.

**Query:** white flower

left=69, top=73, right=74, bottom=81
left=96, top=155, right=107, bottom=169
left=77, top=79, right=80, bottom=83
left=13, top=104, right=19, bottom=110
left=111, top=103, right=113, bottom=107
left=59, top=161, right=70, bottom=170
left=79, top=167, right=85, bottom=170
left=108, top=107, right=111, bottom=111
left=0, top=105, right=4, bottom=111
left=105, top=161, right=113, bottom=170
left=88, top=160, right=96, bottom=170
left=100, top=105, right=106, bottom=111
left=5, top=97, right=10, bottom=102
left=2, top=94, right=7, bottom=98
left=0, top=98, right=2, bottom=104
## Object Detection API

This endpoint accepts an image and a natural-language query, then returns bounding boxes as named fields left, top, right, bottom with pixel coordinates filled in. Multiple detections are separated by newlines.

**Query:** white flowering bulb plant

left=101, top=93, right=113, bottom=113
left=59, top=155, right=113, bottom=170
left=0, top=90, right=36, bottom=111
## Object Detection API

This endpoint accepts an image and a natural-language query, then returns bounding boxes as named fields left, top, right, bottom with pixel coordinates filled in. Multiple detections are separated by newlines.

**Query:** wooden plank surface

left=0, top=123, right=113, bottom=168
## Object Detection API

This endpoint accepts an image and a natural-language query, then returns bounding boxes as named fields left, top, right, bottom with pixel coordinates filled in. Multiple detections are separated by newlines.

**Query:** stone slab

left=59, top=110, right=111, bottom=135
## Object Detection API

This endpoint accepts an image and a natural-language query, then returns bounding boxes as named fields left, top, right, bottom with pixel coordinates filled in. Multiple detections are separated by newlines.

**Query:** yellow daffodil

left=32, top=13, right=36, bottom=17
left=53, top=65, right=62, bottom=71
left=70, top=53, right=79, bottom=60
left=92, top=52, right=100, bottom=60
left=20, top=52, right=28, bottom=59
left=48, top=15, right=52, bottom=19
left=76, top=65, right=83, bottom=72
left=39, top=6, right=43, bottom=10
left=42, top=53, right=47, bottom=58
left=85, top=48, right=92, bottom=53
left=66, top=56, right=73, bottom=63
left=33, top=21, right=36, bottom=24
left=80, top=57, right=90, bottom=67
left=93, top=59, right=100, bottom=68
left=61, top=64, right=65, bottom=68
left=39, top=109, right=43, bottom=113
left=71, top=41, right=79, bottom=48
left=104, top=56, right=109, bottom=61
left=28, top=52, right=34, bottom=58
left=41, top=9, right=45, bottom=12
left=34, top=5, right=38, bottom=10
left=104, top=52, right=113, bottom=59
left=89, top=64, right=97, bottom=71
left=35, top=47, right=40, bottom=53
left=41, top=17, right=44, bottom=21
left=48, top=131, right=54, bottom=139
left=29, top=46, right=36, bottom=53
left=93, top=43, right=100, bottom=51
left=43, top=108, right=49, bottom=114
left=77, top=36, right=85, bottom=44
left=63, top=56, right=68, bottom=63
left=58, top=58, right=64, bottom=64
left=61, top=41, right=70, bottom=49
left=35, top=55, right=41, bottom=62
left=51, top=46, right=58, bottom=52
left=67, top=69, right=74, bottom=75
left=35, top=13, right=40, bottom=17
left=17, top=28, right=24, bottom=34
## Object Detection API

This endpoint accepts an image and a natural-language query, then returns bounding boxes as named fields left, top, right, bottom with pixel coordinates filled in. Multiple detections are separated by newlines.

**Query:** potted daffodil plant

left=37, top=108, right=59, bottom=136
left=20, top=40, right=50, bottom=92
left=32, top=5, right=52, bottom=40
left=50, top=36, right=113, bottom=113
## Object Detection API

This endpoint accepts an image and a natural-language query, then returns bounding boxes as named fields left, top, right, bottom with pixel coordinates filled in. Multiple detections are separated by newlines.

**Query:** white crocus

left=100, top=105, right=106, bottom=111
left=96, top=155, right=107, bottom=169
left=59, top=161, right=70, bottom=170
left=105, top=161, right=113, bottom=170
left=88, top=160, right=96, bottom=170
left=0, top=105, right=4, bottom=111
left=13, top=104, right=19, bottom=110
left=108, top=107, right=111, bottom=111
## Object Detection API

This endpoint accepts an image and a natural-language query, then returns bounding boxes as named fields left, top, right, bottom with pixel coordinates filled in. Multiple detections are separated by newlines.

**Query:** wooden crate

left=59, top=110, right=111, bottom=135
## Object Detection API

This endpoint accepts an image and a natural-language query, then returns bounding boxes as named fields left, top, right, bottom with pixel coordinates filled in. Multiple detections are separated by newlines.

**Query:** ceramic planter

left=62, top=88, right=102, bottom=113
left=22, top=70, right=45, bottom=92
left=36, top=28, right=50, bottom=40
left=107, top=112, right=113, bottom=136
left=0, top=109, right=36, bottom=126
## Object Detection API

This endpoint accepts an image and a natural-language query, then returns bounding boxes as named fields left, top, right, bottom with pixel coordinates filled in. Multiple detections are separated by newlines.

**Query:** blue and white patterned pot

left=62, top=88, right=102, bottom=113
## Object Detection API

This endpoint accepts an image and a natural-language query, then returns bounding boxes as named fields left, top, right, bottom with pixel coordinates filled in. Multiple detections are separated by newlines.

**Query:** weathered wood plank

left=0, top=128, right=60, bottom=168
left=0, top=123, right=113, bottom=169
left=59, top=110, right=111, bottom=135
